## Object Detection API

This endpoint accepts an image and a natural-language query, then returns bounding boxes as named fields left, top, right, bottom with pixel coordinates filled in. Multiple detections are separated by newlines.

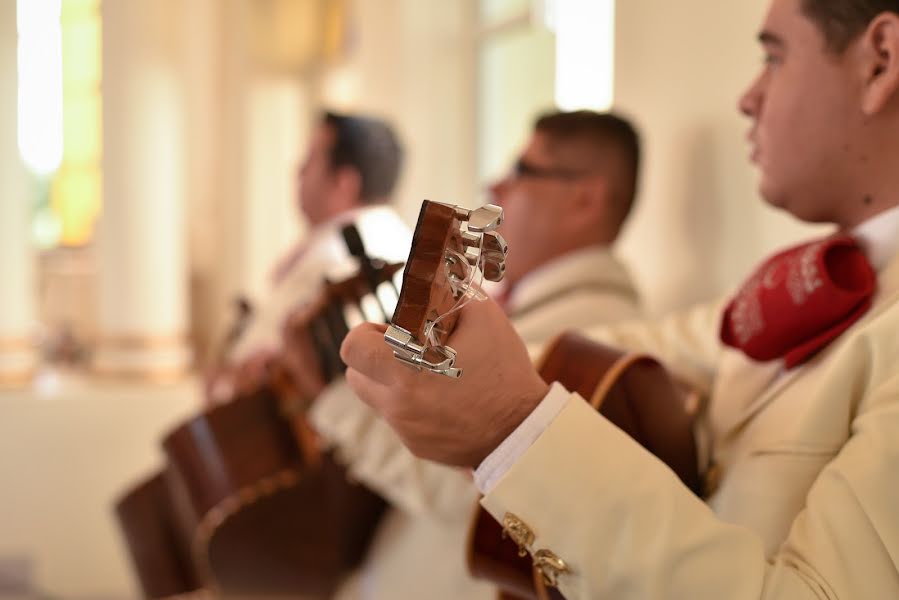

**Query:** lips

left=746, top=129, right=759, bottom=163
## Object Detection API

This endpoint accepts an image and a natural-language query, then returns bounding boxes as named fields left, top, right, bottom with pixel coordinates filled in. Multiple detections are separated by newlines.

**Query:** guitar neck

left=385, top=200, right=507, bottom=377
left=287, top=258, right=404, bottom=388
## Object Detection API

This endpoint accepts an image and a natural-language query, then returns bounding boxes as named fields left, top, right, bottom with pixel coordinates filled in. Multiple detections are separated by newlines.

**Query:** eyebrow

left=758, top=30, right=785, bottom=47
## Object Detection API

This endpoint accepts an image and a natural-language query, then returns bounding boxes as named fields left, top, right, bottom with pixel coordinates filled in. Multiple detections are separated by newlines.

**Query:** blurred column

left=93, top=1, right=192, bottom=380
left=0, top=0, right=38, bottom=386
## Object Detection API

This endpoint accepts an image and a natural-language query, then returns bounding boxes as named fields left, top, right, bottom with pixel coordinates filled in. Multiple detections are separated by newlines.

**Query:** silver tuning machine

left=383, top=203, right=508, bottom=378
left=453, top=204, right=507, bottom=284
left=384, top=324, right=462, bottom=378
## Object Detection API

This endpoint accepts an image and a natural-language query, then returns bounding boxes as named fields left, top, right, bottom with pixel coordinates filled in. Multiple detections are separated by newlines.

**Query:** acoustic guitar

left=115, top=226, right=402, bottom=599
left=466, top=333, right=702, bottom=600
left=382, top=202, right=702, bottom=600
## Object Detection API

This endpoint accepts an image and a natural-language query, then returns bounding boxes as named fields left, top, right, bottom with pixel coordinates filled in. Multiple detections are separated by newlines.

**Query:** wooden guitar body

left=115, top=244, right=401, bottom=599
left=115, top=470, right=202, bottom=598
left=372, top=201, right=698, bottom=599
left=466, top=332, right=702, bottom=600
left=116, top=384, right=389, bottom=599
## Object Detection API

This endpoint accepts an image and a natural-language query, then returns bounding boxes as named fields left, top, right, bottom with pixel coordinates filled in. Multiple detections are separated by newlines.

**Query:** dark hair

left=534, top=110, right=641, bottom=230
left=801, top=0, right=899, bottom=52
left=323, top=111, right=404, bottom=203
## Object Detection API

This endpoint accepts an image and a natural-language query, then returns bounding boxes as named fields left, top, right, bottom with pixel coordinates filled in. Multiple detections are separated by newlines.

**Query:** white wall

left=613, top=0, right=831, bottom=315
left=318, top=0, right=479, bottom=218
left=0, top=378, right=199, bottom=598
left=477, top=2, right=556, bottom=189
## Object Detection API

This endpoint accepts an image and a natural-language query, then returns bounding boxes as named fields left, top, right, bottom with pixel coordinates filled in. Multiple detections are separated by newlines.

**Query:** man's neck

left=837, top=194, right=899, bottom=232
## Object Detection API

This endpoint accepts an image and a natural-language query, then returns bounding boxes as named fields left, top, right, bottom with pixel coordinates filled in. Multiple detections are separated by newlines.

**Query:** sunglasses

left=510, top=158, right=592, bottom=181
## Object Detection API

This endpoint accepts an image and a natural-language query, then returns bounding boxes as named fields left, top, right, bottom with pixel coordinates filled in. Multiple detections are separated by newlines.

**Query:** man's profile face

left=297, top=122, right=339, bottom=226
left=739, top=0, right=862, bottom=225
left=489, top=131, right=588, bottom=286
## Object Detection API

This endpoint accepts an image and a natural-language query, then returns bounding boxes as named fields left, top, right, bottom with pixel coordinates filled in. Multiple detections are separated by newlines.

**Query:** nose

left=488, top=178, right=508, bottom=205
left=738, top=72, right=765, bottom=119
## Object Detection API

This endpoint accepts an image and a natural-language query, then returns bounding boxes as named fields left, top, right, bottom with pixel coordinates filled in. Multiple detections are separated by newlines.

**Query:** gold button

left=533, top=548, right=570, bottom=587
left=501, top=512, right=535, bottom=557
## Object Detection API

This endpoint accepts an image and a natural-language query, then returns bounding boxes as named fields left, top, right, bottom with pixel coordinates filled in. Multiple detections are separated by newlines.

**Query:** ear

left=570, top=176, right=611, bottom=235
left=333, top=166, right=364, bottom=210
left=859, top=12, right=899, bottom=115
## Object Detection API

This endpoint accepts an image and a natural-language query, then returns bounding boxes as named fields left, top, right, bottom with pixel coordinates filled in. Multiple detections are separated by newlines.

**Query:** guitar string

left=423, top=229, right=488, bottom=351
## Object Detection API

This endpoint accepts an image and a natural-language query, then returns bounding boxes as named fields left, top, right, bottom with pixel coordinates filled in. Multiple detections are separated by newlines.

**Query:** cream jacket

left=228, top=206, right=411, bottom=363
left=480, top=249, right=899, bottom=599
left=313, top=246, right=641, bottom=599
left=506, top=246, right=641, bottom=347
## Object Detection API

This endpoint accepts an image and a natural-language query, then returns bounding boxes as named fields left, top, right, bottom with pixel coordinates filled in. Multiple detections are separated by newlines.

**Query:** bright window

left=18, top=0, right=102, bottom=248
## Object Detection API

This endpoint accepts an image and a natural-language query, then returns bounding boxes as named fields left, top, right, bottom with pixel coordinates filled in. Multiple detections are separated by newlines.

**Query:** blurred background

left=0, top=0, right=827, bottom=597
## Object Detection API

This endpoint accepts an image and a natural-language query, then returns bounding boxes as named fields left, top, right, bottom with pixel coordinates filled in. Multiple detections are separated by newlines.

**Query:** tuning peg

left=466, top=205, right=503, bottom=233
left=461, top=230, right=508, bottom=256
left=460, top=232, right=481, bottom=248
left=482, top=259, right=505, bottom=282
left=480, top=250, right=506, bottom=266
left=482, top=231, right=508, bottom=257
left=385, top=324, right=462, bottom=378
left=445, top=251, right=471, bottom=279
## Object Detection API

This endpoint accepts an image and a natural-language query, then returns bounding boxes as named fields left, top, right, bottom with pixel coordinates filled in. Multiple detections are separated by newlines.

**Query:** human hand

left=340, top=297, right=549, bottom=468
left=230, top=349, right=279, bottom=397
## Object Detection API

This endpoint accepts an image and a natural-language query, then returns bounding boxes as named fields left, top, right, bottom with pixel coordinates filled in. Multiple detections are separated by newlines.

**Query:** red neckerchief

left=720, top=235, right=876, bottom=368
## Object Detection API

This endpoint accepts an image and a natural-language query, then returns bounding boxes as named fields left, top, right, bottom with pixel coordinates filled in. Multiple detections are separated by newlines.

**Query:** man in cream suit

left=489, top=110, right=642, bottom=345
left=207, top=110, right=411, bottom=399
left=341, top=1, right=899, bottom=598
left=315, top=110, right=646, bottom=599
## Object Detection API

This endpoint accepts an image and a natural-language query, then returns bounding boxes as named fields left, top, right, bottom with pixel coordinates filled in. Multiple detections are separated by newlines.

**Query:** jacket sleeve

left=479, top=374, right=899, bottom=599
left=577, top=297, right=730, bottom=396
left=309, top=379, right=480, bottom=521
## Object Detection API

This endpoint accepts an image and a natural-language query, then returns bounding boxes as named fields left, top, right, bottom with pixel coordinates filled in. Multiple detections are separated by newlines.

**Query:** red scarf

left=720, top=235, right=876, bottom=368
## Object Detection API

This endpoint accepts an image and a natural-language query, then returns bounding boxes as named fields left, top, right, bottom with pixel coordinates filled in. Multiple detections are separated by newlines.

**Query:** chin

left=759, top=180, right=787, bottom=210
left=761, top=190, right=838, bottom=226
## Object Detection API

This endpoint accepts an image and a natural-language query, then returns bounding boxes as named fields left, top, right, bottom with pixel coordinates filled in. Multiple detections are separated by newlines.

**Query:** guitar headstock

left=283, top=258, right=405, bottom=385
left=385, top=201, right=507, bottom=378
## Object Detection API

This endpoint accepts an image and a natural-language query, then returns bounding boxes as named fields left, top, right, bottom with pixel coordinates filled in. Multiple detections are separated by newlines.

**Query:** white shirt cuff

left=473, top=381, right=570, bottom=494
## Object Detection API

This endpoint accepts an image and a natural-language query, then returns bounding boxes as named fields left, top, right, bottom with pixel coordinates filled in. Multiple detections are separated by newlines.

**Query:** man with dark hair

left=311, top=110, right=645, bottom=599
left=801, top=0, right=899, bottom=52
left=213, top=109, right=410, bottom=398
left=489, top=110, right=642, bottom=343
left=341, top=1, right=899, bottom=597
left=295, top=111, right=404, bottom=228
left=323, top=111, right=403, bottom=200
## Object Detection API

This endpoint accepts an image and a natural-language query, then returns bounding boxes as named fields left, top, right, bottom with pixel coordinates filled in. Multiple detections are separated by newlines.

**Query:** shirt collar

left=853, top=204, right=899, bottom=271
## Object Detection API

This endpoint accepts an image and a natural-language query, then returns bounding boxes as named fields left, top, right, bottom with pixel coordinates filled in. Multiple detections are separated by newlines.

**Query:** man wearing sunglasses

left=341, top=1, right=899, bottom=598
left=310, top=110, right=647, bottom=599
left=488, top=110, right=643, bottom=345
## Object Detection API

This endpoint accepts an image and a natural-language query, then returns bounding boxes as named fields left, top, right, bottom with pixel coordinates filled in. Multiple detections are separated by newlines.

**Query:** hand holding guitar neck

left=341, top=200, right=548, bottom=467
left=384, top=201, right=509, bottom=377
left=340, top=199, right=700, bottom=599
